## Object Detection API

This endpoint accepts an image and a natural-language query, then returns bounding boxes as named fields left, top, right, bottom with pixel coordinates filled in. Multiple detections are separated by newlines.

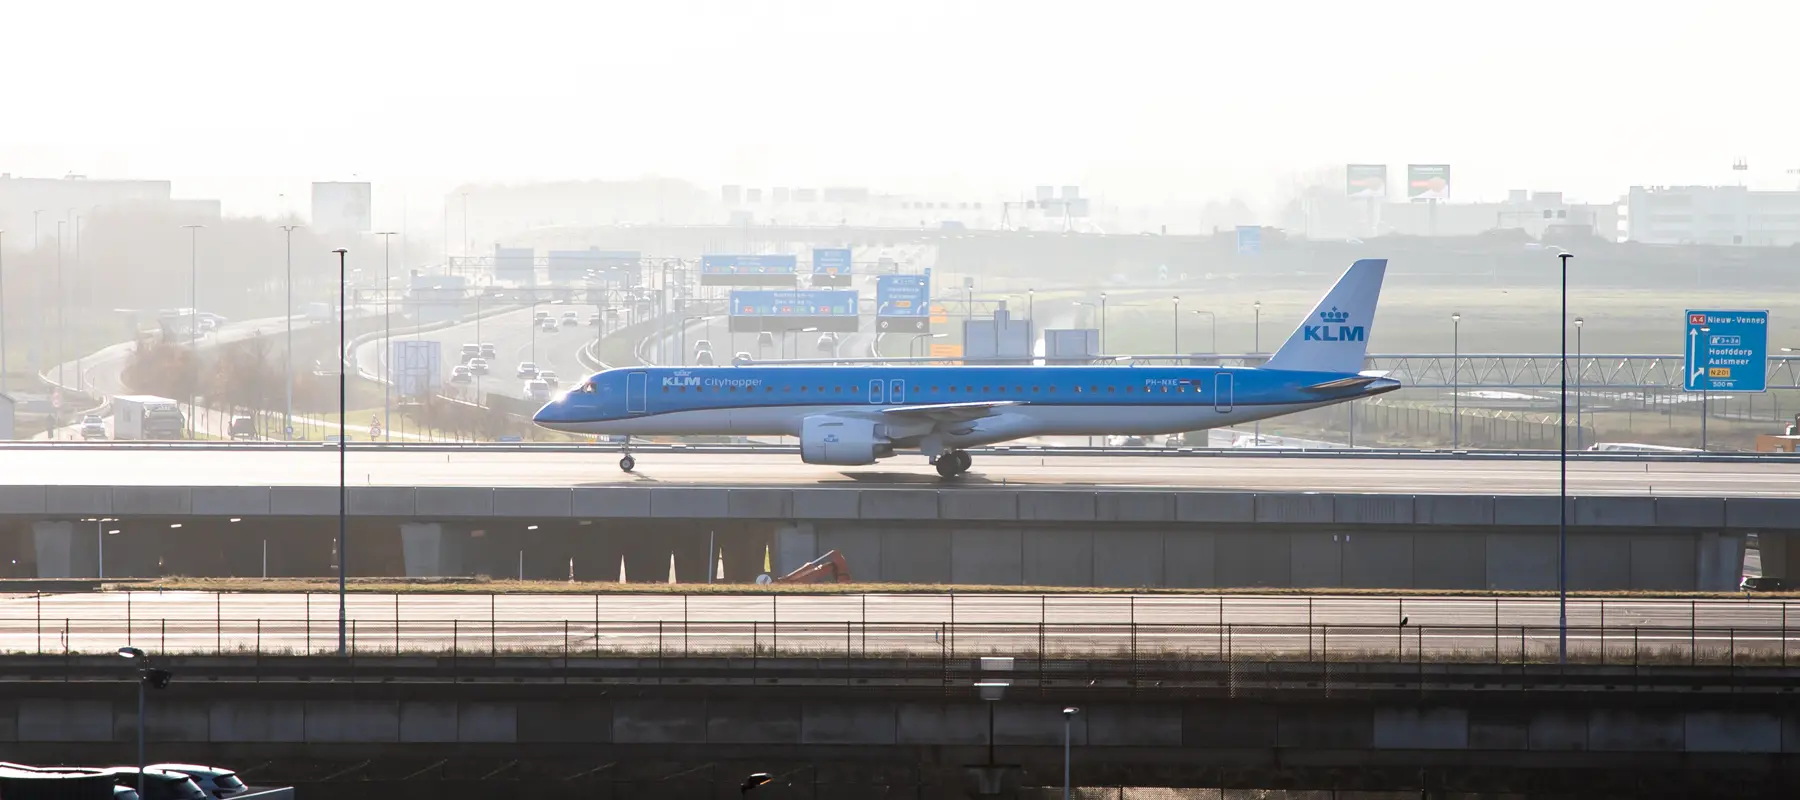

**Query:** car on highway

left=560, top=311, right=578, bottom=326
left=693, top=339, right=712, bottom=353
left=538, top=370, right=560, bottom=388
left=817, top=332, right=838, bottom=352
left=1741, top=576, right=1787, bottom=592
left=523, top=379, right=551, bottom=402
left=479, top=343, right=498, bottom=359
left=459, top=343, right=480, bottom=362
left=734, top=351, right=752, bottom=364
left=540, top=317, right=558, bottom=332
left=694, top=351, right=715, bottom=366
left=533, top=310, right=551, bottom=322
left=588, top=313, right=602, bottom=326
left=517, top=362, right=539, bottom=379
left=80, top=414, right=107, bottom=439
left=228, top=416, right=258, bottom=440
left=450, top=365, right=473, bottom=384
left=467, top=357, right=489, bottom=375
left=148, top=763, right=248, bottom=798
left=757, top=331, right=775, bottom=348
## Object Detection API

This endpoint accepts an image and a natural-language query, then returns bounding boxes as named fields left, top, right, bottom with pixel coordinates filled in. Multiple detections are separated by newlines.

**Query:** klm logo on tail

left=1303, top=307, right=1365, bottom=342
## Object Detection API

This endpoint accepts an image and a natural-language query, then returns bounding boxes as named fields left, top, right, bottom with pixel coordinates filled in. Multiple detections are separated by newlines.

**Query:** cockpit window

left=580, top=382, right=597, bottom=393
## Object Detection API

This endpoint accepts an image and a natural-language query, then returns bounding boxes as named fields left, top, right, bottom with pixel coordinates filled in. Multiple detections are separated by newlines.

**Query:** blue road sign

left=1684, top=309, right=1768, bottom=392
left=875, top=272, right=930, bottom=333
left=729, top=290, right=859, bottom=333
left=1235, top=226, right=1261, bottom=255
left=812, top=248, right=853, bottom=276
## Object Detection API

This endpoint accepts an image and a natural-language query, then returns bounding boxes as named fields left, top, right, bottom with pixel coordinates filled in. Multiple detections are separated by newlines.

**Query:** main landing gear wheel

left=934, top=450, right=972, bottom=478
left=619, top=455, right=636, bottom=473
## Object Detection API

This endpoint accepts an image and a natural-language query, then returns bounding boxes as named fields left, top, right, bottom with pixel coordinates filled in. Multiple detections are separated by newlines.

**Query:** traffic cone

left=763, top=545, right=772, bottom=574
left=716, top=549, right=725, bottom=581
left=667, top=552, right=678, bottom=584
left=618, top=555, right=627, bottom=584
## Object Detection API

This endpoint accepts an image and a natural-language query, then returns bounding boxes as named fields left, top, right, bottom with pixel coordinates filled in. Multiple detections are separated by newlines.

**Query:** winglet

left=1261, top=259, right=1386, bottom=374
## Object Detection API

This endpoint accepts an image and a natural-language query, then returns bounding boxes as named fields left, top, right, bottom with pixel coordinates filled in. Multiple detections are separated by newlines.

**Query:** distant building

left=1379, top=190, right=1620, bottom=241
left=0, top=173, right=173, bottom=236
left=1625, top=185, right=1800, bottom=246
left=311, top=181, right=373, bottom=235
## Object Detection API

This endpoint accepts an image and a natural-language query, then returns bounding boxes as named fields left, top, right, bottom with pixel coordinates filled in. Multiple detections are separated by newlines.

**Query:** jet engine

left=799, top=415, right=893, bottom=466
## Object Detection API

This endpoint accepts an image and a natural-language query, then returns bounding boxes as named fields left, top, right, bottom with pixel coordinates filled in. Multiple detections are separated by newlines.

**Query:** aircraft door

left=1213, top=373, right=1233, bottom=413
left=627, top=371, right=648, bottom=414
left=889, top=379, right=906, bottom=404
left=868, top=379, right=885, bottom=404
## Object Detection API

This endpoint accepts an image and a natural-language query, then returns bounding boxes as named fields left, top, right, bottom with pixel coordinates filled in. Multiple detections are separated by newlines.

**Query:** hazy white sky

left=4, top=0, right=1797, bottom=220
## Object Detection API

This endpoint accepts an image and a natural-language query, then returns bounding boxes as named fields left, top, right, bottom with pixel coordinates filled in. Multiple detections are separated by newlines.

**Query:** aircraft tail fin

left=1261, top=258, right=1387, bottom=374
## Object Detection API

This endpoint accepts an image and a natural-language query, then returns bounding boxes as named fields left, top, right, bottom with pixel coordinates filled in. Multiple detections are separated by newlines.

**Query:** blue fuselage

left=533, top=365, right=1398, bottom=446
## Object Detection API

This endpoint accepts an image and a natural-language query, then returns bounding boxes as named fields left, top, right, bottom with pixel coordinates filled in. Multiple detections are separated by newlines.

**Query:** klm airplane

left=534, top=259, right=1399, bottom=477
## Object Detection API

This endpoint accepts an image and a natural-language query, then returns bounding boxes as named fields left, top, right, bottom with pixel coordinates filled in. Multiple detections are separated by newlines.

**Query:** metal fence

left=6, top=616, right=1798, bottom=668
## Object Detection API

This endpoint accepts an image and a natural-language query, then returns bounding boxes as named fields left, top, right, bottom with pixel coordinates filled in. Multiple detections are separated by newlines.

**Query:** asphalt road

left=0, top=450, right=1797, bottom=494
left=5, top=591, right=1792, bottom=659
left=353, top=305, right=602, bottom=403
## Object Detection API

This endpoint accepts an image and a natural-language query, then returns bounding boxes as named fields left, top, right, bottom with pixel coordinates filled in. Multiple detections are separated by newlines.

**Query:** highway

left=353, top=304, right=601, bottom=403
left=1, top=449, right=1797, bottom=494
left=4, top=591, right=1794, bottom=660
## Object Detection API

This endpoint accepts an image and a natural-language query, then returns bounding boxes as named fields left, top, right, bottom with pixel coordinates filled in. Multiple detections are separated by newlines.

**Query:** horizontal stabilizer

left=1300, top=376, right=1382, bottom=392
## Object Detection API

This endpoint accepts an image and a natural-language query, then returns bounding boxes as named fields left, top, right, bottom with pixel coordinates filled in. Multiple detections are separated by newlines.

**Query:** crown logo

left=1319, top=306, right=1350, bottom=323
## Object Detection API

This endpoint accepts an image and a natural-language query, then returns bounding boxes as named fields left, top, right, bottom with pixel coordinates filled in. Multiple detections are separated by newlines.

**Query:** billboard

left=548, top=248, right=639, bottom=285
left=494, top=246, right=535, bottom=285
left=1407, top=164, right=1451, bottom=201
left=311, top=182, right=372, bottom=235
left=811, top=248, right=853, bottom=287
left=875, top=272, right=931, bottom=333
left=728, top=290, right=860, bottom=333
left=1346, top=164, right=1388, bottom=198
left=388, top=340, right=442, bottom=399
left=700, top=254, right=798, bottom=286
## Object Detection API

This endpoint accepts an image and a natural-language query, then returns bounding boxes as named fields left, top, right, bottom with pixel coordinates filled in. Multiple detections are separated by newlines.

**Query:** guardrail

left=0, top=439, right=1794, bottom=462
left=8, top=616, right=1798, bottom=673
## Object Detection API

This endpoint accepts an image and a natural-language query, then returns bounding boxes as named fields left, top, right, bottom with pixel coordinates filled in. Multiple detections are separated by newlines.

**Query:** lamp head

left=740, top=772, right=773, bottom=794
left=1062, top=706, right=1079, bottom=718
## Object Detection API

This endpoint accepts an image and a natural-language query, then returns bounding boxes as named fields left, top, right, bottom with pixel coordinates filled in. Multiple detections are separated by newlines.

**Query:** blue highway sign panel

left=1684, top=309, right=1768, bottom=392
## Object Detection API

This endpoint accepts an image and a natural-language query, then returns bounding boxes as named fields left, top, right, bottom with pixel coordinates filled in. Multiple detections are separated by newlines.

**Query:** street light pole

left=334, top=247, right=349, bottom=656
left=1190, top=310, right=1216, bottom=353
left=1172, top=295, right=1180, bottom=356
left=375, top=232, right=398, bottom=442
left=1058, top=706, right=1072, bottom=800
left=1452, top=312, right=1461, bottom=448
left=56, top=220, right=64, bottom=393
left=182, top=224, right=205, bottom=431
left=1099, top=292, right=1108, bottom=355
left=1557, top=252, right=1572, bottom=665
left=1575, top=317, right=1585, bottom=450
left=0, top=229, right=8, bottom=395
left=280, top=225, right=302, bottom=440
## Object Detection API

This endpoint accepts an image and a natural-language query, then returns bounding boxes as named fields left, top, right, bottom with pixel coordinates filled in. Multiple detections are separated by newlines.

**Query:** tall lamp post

left=1557, top=252, right=1572, bottom=664
left=1061, top=706, right=1079, bottom=799
left=1574, top=317, right=1585, bottom=450
left=1452, top=312, right=1461, bottom=448
left=82, top=517, right=117, bottom=578
left=333, top=248, right=349, bottom=656
left=1700, top=326, right=1710, bottom=451
left=1253, top=299, right=1263, bottom=444
left=182, top=224, right=205, bottom=432
left=55, top=220, right=64, bottom=393
left=910, top=332, right=946, bottom=357
left=117, top=647, right=171, bottom=799
left=1190, top=310, right=1216, bottom=354
left=280, top=225, right=302, bottom=439
left=1171, top=295, right=1180, bottom=355
left=1099, top=292, right=1108, bottom=354
left=375, top=232, right=398, bottom=442
left=1, top=228, right=8, bottom=395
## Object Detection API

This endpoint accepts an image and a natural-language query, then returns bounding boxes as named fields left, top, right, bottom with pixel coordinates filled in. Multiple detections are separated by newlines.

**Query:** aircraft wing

left=1299, top=376, right=1384, bottom=392
left=879, top=400, right=1019, bottom=423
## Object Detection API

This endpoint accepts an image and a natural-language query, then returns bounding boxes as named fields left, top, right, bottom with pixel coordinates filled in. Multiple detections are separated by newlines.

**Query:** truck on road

left=112, top=395, right=187, bottom=440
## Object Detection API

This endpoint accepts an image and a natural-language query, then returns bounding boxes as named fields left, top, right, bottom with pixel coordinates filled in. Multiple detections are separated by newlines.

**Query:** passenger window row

left=656, top=382, right=1201, bottom=396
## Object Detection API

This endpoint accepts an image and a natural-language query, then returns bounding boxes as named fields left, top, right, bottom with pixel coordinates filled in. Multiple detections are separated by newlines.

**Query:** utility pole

left=280, top=225, right=303, bottom=440
left=375, top=231, right=399, bottom=442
